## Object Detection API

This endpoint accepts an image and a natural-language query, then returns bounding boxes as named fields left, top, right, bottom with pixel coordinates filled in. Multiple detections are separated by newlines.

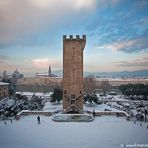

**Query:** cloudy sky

left=0, top=0, right=148, bottom=75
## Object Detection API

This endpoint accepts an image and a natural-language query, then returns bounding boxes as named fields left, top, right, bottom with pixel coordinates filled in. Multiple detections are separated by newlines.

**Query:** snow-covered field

left=0, top=115, right=148, bottom=148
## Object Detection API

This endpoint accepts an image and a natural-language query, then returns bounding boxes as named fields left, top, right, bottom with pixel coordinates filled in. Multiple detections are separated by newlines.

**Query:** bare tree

left=84, top=75, right=96, bottom=94
left=99, top=80, right=110, bottom=96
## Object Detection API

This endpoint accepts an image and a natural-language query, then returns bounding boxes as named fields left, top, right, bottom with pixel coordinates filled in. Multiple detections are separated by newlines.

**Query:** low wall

left=16, top=110, right=54, bottom=120
left=96, top=111, right=129, bottom=117
left=85, top=110, right=130, bottom=117
left=16, top=110, right=130, bottom=120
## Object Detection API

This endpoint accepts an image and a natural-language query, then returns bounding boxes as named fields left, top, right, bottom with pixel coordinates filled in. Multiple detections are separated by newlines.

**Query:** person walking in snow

left=37, top=116, right=40, bottom=124
left=93, top=110, right=96, bottom=118
left=134, top=120, right=136, bottom=124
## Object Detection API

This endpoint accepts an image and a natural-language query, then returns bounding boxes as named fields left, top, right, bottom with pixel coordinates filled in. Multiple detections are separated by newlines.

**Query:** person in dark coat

left=93, top=110, right=96, bottom=118
left=37, top=116, right=40, bottom=124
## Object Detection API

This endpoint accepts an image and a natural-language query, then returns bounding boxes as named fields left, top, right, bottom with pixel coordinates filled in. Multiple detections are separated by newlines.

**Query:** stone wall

left=0, top=82, right=9, bottom=99
left=15, top=110, right=56, bottom=120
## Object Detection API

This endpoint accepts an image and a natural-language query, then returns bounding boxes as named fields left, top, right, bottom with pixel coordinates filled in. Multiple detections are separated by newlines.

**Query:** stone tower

left=63, top=35, right=86, bottom=113
left=48, top=65, right=51, bottom=77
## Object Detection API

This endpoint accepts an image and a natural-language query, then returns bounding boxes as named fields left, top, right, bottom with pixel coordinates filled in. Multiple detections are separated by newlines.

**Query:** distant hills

left=1, top=70, right=148, bottom=78
left=52, top=70, right=148, bottom=78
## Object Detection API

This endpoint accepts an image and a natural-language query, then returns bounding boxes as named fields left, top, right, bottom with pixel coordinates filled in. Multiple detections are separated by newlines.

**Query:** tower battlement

left=63, top=35, right=86, bottom=40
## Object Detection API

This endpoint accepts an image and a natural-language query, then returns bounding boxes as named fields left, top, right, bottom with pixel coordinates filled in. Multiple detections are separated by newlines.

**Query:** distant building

left=3, top=70, right=8, bottom=78
left=36, top=65, right=57, bottom=77
left=0, top=82, right=9, bottom=99
left=48, top=65, right=51, bottom=77
left=16, top=76, right=63, bottom=92
left=12, top=69, right=23, bottom=80
left=16, top=75, right=148, bottom=92
left=95, top=78, right=148, bottom=88
left=17, top=76, right=62, bottom=85
left=36, top=73, right=49, bottom=77
left=2, top=70, right=12, bottom=81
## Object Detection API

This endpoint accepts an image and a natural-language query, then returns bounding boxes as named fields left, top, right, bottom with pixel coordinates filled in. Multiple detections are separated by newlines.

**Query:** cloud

left=0, top=54, right=10, bottom=65
left=32, top=58, right=50, bottom=69
left=99, top=36, right=148, bottom=53
left=0, top=55, right=61, bottom=73
left=0, top=0, right=96, bottom=48
left=113, top=56, right=148, bottom=68
left=32, top=58, right=61, bottom=69
left=86, top=0, right=148, bottom=53
left=28, top=0, right=95, bottom=10
left=92, top=18, right=148, bottom=53
left=95, top=0, right=120, bottom=8
left=0, top=54, right=8, bottom=60
left=134, top=0, right=148, bottom=10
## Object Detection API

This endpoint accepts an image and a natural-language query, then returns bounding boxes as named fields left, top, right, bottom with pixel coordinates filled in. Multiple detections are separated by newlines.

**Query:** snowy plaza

left=0, top=115, right=148, bottom=148
left=0, top=100, right=148, bottom=148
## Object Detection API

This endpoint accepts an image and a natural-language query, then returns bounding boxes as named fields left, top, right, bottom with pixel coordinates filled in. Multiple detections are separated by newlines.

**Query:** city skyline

left=0, top=0, right=148, bottom=74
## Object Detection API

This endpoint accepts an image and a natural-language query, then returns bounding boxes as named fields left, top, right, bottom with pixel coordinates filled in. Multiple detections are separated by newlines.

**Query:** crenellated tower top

left=63, top=35, right=86, bottom=41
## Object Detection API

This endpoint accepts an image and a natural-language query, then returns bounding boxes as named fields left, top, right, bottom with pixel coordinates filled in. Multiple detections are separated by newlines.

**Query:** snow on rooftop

left=16, top=92, right=53, bottom=97
left=0, top=82, right=9, bottom=85
left=0, top=115, right=148, bottom=148
left=36, top=73, right=49, bottom=76
left=95, top=78, right=148, bottom=81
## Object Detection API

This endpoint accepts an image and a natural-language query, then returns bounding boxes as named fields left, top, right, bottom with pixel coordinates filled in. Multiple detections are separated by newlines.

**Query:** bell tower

left=63, top=35, right=86, bottom=113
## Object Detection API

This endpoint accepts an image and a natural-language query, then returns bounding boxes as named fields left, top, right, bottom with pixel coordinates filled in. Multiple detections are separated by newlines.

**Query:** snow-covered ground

left=84, top=102, right=119, bottom=112
left=0, top=115, right=148, bottom=148
left=16, top=92, right=53, bottom=99
left=43, top=101, right=120, bottom=112
left=1, top=94, right=148, bottom=148
left=43, top=102, right=62, bottom=111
